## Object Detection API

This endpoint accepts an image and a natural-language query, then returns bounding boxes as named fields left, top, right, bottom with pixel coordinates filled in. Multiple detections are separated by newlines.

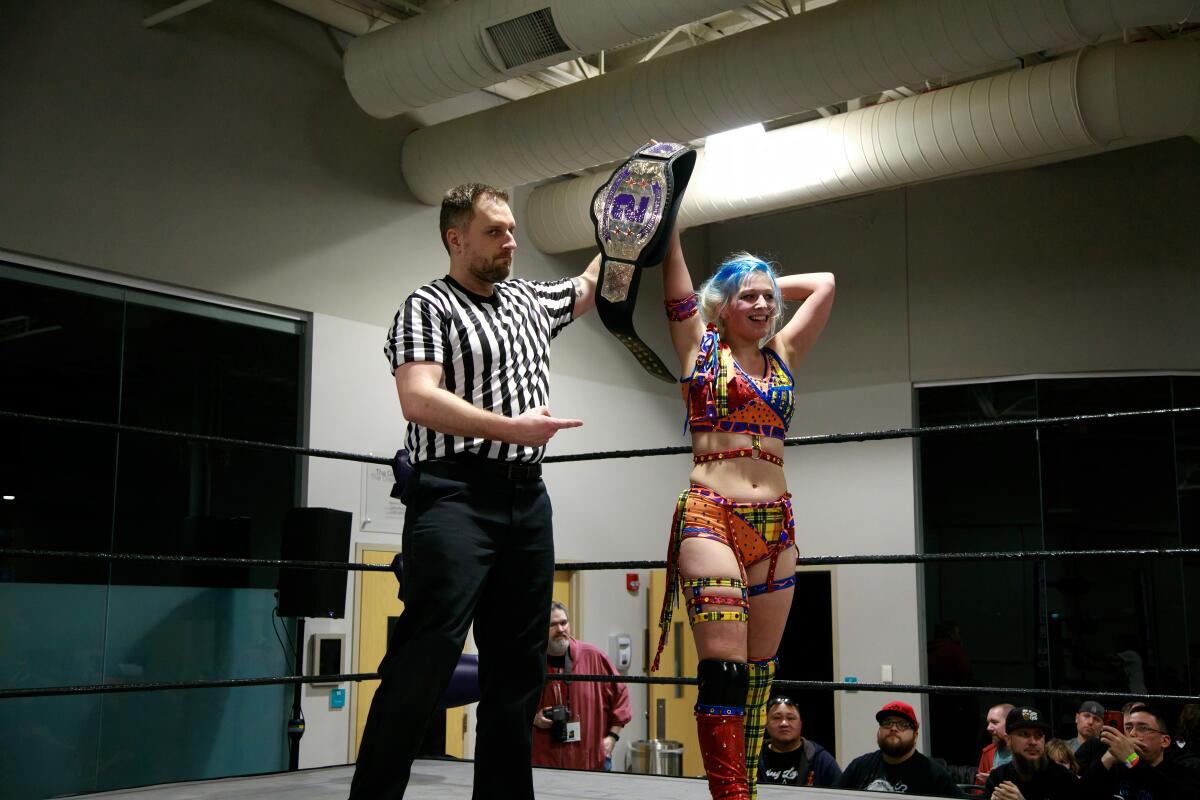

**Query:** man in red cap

left=837, top=701, right=964, bottom=797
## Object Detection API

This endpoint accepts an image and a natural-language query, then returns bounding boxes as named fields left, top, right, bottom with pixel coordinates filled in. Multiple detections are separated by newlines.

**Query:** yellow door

left=354, top=549, right=466, bottom=759
left=552, top=570, right=572, bottom=618
left=647, top=569, right=703, bottom=777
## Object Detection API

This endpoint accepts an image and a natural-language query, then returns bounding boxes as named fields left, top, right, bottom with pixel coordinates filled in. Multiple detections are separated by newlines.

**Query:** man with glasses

left=982, top=706, right=1079, bottom=800
left=837, top=701, right=964, bottom=796
left=1081, top=705, right=1200, bottom=799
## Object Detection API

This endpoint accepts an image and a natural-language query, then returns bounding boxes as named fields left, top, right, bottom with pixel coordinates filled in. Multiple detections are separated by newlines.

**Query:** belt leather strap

left=590, top=141, right=696, bottom=383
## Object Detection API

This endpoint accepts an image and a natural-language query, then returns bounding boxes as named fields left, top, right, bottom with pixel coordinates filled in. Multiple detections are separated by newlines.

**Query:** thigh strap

left=747, top=573, right=796, bottom=597
left=683, top=579, right=749, bottom=625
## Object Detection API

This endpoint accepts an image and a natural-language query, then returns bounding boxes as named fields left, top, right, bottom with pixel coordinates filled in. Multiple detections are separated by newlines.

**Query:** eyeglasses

left=768, top=696, right=797, bottom=710
left=879, top=719, right=914, bottom=731
left=1124, top=723, right=1168, bottom=735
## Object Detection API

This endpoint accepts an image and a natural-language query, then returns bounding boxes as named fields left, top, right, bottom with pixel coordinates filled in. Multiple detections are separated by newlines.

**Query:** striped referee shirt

left=384, top=274, right=577, bottom=463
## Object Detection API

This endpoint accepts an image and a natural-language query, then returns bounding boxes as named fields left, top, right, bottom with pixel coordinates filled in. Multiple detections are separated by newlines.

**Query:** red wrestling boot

left=695, top=708, right=749, bottom=799
left=695, top=659, right=750, bottom=800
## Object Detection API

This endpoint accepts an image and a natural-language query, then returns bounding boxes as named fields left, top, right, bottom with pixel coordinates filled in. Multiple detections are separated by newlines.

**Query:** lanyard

left=549, top=646, right=573, bottom=708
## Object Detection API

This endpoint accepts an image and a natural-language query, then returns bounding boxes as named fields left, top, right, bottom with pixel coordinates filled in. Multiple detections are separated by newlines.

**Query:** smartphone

left=1104, top=710, right=1123, bottom=730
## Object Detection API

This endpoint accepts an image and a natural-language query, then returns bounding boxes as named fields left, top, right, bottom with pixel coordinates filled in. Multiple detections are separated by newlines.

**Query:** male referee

left=349, top=183, right=599, bottom=800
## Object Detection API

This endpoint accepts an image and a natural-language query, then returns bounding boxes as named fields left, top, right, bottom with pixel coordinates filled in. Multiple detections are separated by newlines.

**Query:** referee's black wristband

left=606, top=732, right=620, bottom=742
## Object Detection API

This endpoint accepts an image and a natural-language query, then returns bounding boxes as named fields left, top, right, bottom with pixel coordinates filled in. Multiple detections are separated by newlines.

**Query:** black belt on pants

left=416, top=455, right=542, bottom=482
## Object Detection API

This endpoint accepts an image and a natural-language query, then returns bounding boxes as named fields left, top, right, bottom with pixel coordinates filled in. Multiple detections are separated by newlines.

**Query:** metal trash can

left=626, top=739, right=684, bottom=776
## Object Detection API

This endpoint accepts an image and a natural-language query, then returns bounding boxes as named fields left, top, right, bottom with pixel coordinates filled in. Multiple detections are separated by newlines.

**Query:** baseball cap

left=1006, top=706, right=1052, bottom=734
left=876, top=701, right=919, bottom=729
left=1077, top=700, right=1105, bottom=717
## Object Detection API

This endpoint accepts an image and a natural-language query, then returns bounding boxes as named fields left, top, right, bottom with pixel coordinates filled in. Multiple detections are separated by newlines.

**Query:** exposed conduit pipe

left=400, top=0, right=1199, bottom=205
left=270, top=0, right=398, bottom=36
left=525, top=41, right=1200, bottom=253
left=343, top=0, right=753, bottom=118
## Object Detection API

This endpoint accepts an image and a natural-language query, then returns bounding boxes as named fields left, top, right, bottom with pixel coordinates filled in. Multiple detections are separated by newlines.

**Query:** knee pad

left=696, top=658, right=749, bottom=715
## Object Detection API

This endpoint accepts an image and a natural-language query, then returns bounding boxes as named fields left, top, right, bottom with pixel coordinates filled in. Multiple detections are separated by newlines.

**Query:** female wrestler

left=652, top=228, right=835, bottom=800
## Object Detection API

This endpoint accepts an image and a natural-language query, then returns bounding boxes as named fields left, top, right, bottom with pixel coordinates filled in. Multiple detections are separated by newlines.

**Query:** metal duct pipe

left=343, top=0, right=749, bottom=118
left=526, top=41, right=1200, bottom=253
left=401, top=0, right=1198, bottom=205
left=271, top=0, right=396, bottom=35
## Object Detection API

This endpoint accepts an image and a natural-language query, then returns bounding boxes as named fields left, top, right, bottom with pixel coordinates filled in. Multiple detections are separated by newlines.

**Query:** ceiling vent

left=484, top=8, right=570, bottom=70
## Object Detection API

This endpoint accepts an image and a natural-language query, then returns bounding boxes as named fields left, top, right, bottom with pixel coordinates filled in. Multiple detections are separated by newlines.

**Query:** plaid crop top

left=682, top=325, right=794, bottom=438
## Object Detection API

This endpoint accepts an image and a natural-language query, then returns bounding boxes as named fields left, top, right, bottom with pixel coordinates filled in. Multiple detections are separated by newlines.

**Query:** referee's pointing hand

left=509, top=406, right=583, bottom=447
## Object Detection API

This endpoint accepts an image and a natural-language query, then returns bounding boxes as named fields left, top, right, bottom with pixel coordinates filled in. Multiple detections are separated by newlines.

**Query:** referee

left=349, top=183, right=599, bottom=800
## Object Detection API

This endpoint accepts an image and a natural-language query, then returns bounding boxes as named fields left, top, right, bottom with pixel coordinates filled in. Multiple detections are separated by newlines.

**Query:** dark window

left=0, top=260, right=305, bottom=798
left=918, top=376, right=1198, bottom=769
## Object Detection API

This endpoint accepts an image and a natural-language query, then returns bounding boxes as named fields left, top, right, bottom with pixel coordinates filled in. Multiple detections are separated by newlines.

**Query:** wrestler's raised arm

left=395, top=362, right=581, bottom=448
left=570, top=253, right=601, bottom=319
left=769, top=272, right=836, bottom=372
left=662, top=227, right=705, bottom=371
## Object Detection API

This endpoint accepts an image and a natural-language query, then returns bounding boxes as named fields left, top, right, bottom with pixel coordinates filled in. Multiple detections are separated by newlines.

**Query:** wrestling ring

left=3, top=404, right=1200, bottom=799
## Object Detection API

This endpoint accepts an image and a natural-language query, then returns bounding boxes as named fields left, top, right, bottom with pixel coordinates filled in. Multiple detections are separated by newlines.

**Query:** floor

left=80, top=759, right=862, bottom=799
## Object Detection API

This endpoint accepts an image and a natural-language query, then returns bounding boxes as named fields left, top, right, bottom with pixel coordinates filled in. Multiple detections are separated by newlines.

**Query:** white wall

left=906, top=138, right=1200, bottom=381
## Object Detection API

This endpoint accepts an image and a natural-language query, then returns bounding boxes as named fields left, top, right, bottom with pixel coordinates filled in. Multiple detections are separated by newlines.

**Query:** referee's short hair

left=440, top=183, right=509, bottom=253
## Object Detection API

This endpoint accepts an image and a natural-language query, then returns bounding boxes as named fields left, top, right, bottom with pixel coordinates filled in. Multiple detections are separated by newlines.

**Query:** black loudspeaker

left=277, top=507, right=352, bottom=618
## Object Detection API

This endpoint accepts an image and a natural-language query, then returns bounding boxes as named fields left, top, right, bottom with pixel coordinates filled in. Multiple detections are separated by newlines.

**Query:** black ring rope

left=557, top=548, right=1200, bottom=571
left=0, top=548, right=394, bottom=572
left=0, top=409, right=394, bottom=466
left=5, top=406, right=1199, bottom=707
left=5, top=547, right=1199, bottom=573
left=3, top=405, right=1198, bottom=468
left=3, top=671, right=1195, bottom=704
left=547, top=405, right=1200, bottom=463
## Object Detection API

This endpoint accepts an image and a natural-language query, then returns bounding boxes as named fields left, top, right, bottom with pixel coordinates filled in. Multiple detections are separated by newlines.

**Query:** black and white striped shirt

left=384, top=274, right=576, bottom=463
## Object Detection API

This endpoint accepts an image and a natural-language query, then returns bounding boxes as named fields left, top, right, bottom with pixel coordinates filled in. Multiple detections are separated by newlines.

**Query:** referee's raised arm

left=570, top=252, right=601, bottom=319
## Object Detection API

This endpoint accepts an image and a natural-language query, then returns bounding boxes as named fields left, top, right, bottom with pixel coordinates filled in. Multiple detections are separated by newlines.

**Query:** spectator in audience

left=837, top=701, right=964, bottom=797
left=1068, top=701, right=1105, bottom=753
left=1081, top=704, right=1200, bottom=800
left=532, top=602, right=631, bottom=771
left=983, top=706, right=1079, bottom=799
left=1075, top=700, right=1145, bottom=773
left=977, top=703, right=1015, bottom=785
left=757, top=696, right=842, bottom=787
left=1175, top=704, right=1200, bottom=756
left=1045, top=739, right=1080, bottom=778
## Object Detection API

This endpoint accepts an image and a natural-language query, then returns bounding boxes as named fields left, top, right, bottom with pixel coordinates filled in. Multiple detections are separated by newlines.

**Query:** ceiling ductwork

left=526, top=41, right=1200, bottom=253
left=271, top=0, right=396, bottom=36
left=343, top=0, right=751, bottom=118
left=400, top=0, right=1198, bottom=205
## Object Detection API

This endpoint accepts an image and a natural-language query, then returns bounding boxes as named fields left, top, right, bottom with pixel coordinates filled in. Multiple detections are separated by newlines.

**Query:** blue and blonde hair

left=698, top=252, right=783, bottom=340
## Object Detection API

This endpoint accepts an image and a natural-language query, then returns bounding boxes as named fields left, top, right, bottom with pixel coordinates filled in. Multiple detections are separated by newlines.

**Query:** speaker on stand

left=277, top=507, right=352, bottom=770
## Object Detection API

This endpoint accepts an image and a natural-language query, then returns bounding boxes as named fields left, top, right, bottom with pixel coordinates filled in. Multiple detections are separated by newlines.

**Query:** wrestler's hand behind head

left=507, top=406, right=583, bottom=447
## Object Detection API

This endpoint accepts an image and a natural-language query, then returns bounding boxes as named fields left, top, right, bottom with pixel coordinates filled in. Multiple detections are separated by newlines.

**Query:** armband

left=1125, top=752, right=1140, bottom=768
left=606, top=731, right=620, bottom=742
left=665, top=293, right=699, bottom=321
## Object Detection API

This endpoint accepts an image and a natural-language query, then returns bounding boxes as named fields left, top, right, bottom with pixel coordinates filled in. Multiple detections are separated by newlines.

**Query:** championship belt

left=591, top=141, right=696, bottom=383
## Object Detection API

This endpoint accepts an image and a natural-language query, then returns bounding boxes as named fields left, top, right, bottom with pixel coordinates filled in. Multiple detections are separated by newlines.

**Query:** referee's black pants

left=348, top=461, right=554, bottom=800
